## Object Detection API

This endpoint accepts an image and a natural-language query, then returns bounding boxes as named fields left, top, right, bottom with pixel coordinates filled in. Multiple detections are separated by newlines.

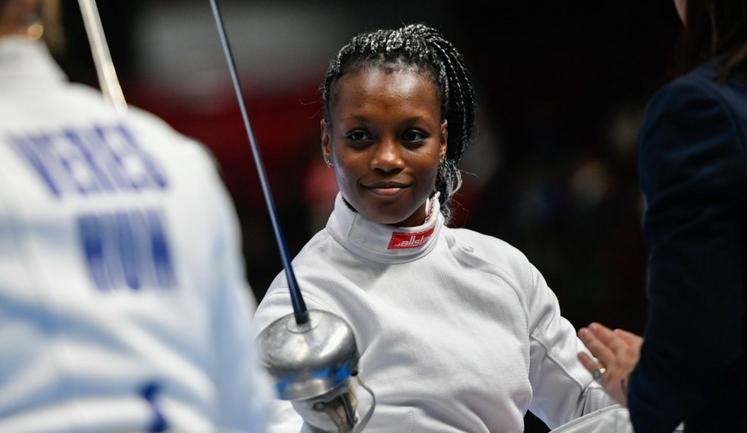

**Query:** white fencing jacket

left=254, top=194, right=614, bottom=433
left=0, top=38, right=273, bottom=433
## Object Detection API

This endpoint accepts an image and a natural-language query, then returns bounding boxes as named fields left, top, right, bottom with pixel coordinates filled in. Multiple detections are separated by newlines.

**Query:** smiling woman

left=253, top=24, right=617, bottom=433
left=319, top=24, right=474, bottom=226
left=322, top=67, right=446, bottom=226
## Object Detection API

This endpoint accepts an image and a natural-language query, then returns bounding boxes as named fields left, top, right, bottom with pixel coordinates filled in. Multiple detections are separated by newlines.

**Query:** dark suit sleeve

left=629, top=79, right=747, bottom=433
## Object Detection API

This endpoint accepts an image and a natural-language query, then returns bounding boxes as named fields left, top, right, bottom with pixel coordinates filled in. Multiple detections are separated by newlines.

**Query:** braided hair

left=321, top=24, right=475, bottom=222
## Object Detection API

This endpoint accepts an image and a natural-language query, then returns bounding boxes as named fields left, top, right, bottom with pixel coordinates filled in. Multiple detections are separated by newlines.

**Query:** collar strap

left=325, top=193, right=443, bottom=264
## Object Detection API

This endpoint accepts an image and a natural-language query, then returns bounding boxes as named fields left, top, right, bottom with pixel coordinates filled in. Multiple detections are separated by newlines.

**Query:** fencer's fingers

left=588, top=323, right=628, bottom=355
left=579, top=350, right=617, bottom=391
left=578, top=327, right=615, bottom=367
left=579, top=342, right=629, bottom=405
left=577, top=351, right=600, bottom=374
left=614, top=329, right=643, bottom=347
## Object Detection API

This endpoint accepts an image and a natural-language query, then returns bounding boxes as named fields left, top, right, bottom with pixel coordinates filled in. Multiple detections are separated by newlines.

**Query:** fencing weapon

left=206, top=1, right=375, bottom=431
left=77, top=1, right=373, bottom=430
left=77, top=0, right=126, bottom=114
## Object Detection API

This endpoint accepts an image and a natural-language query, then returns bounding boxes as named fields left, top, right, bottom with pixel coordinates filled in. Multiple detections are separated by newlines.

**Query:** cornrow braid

left=321, top=24, right=475, bottom=222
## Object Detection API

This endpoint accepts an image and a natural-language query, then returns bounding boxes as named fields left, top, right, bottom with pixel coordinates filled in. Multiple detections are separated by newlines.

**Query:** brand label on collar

left=387, top=227, right=435, bottom=250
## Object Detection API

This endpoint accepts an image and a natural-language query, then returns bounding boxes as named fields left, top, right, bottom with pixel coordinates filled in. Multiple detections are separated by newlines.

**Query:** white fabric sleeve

left=548, top=405, right=633, bottom=433
left=263, top=399, right=305, bottom=433
left=206, top=162, right=275, bottom=433
left=525, top=263, right=615, bottom=429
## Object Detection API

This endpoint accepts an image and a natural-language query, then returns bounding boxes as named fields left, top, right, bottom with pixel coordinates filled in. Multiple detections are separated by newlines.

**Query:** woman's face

left=0, top=0, right=38, bottom=36
left=322, top=67, right=447, bottom=227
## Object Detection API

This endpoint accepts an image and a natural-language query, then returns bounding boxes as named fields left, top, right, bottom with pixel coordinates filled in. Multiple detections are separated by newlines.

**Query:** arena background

left=53, top=1, right=680, bottom=431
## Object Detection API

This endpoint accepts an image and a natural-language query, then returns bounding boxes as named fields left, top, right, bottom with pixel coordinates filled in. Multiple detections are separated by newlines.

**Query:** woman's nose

left=370, top=139, right=404, bottom=173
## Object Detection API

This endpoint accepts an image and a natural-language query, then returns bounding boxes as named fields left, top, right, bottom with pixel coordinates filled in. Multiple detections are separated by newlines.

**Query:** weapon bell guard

left=258, top=310, right=375, bottom=432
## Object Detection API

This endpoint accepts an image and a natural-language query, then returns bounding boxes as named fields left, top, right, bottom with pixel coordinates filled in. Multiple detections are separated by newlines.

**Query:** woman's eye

left=345, top=130, right=371, bottom=142
left=402, top=129, right=428, bottom=144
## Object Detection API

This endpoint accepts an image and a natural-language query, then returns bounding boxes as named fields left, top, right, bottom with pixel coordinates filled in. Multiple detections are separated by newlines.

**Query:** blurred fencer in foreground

left=0, top=1, right=274, bottom=431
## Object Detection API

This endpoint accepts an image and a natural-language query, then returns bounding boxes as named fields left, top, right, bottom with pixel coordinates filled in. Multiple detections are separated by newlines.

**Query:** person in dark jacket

left=575, top=0, right=747, bottom=432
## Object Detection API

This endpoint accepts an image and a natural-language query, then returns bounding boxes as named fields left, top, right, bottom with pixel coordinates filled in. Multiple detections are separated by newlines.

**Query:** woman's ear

left=321, top=119, right=333, bottom=167
left=439, top=120, right=448, bottom=161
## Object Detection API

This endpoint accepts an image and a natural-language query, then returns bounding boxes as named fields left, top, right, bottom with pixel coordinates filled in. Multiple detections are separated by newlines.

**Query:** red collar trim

left=387, top=227, right=435, bottom=250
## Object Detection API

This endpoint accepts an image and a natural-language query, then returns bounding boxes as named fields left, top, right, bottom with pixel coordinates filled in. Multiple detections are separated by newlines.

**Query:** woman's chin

left=345, top=195, right=425, bottom=227
left=364, top=207, right=425, bottom=227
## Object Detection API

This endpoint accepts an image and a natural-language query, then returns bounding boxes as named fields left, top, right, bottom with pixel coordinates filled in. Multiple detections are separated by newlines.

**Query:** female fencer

left=254, top=23, right=615, bottom=433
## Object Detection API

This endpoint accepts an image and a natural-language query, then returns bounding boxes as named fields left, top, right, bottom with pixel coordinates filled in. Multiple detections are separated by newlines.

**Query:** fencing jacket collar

left=325, top=192, right=443, bottom=264
left=0, top=37, right=66, bottom=87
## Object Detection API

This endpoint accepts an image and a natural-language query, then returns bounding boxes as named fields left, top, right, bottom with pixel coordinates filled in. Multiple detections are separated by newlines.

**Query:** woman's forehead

left=330, top=68, right=441, bottom=114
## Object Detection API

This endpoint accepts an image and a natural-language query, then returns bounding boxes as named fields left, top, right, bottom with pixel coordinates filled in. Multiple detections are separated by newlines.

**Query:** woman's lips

left=368, top=187, right=403, bottom=196
left=363, top=182, right=410, bottom=197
